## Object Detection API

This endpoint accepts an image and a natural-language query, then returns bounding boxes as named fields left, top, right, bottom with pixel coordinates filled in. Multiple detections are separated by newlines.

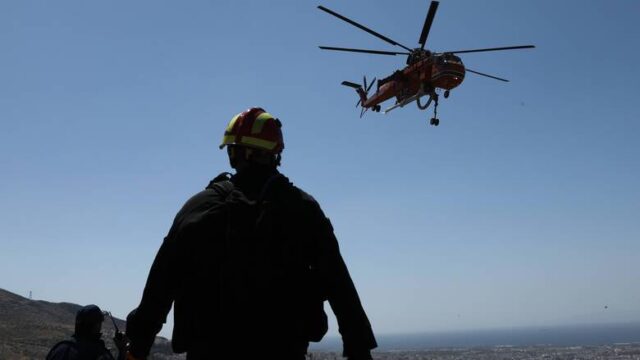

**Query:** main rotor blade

left=318, top=5, right=413, bottom=52
left=466, top=68, right=509, bottom=82
left=418, top=1, right=439, bottom=50
left=442, top=45, right=535, bottom=54
left=319, top=46, right=409, bottom=56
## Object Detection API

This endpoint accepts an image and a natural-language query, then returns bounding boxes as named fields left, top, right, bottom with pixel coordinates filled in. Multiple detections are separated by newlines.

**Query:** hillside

left=0, top=288, right=182, bottom=359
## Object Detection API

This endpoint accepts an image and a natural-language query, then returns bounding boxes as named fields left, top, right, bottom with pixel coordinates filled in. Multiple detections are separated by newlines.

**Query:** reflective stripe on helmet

left=220, top=135, right=236, bottom=148
left=220, top=134, right=277, bottom=151
left=251, top=112, right=274, bottom=134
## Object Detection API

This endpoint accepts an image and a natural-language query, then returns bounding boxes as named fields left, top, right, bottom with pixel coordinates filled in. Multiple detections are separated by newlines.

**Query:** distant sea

left=310, top=323, right=640, bottom=351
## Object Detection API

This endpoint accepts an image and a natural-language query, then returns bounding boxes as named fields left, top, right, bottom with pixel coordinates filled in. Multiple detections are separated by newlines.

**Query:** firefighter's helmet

left=219, top=107, right=284, bottom=154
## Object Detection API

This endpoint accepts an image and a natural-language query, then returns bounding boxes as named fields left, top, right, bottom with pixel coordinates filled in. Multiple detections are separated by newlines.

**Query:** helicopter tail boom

left=341, top=81, right=368, bottom=108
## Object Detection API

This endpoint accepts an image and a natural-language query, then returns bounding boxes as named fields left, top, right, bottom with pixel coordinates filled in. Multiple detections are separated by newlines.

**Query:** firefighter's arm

left=126, top=235, right=180, bottom=358
left=125, top=191, right=215, bottom=357
left=310, top=204, right=377, bottom=358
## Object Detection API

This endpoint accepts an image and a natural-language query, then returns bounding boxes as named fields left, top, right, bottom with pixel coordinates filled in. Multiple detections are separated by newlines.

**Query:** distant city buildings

left=307, top=344, right=640, bottom=360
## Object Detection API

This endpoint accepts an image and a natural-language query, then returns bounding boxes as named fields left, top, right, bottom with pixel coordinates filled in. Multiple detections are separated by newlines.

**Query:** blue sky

left=1, top=0, right=639, bottom=339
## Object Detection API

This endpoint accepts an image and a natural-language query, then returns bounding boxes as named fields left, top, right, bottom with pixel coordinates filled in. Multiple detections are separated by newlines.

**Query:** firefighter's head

left=219, top=107, right=284, bottom=171
left=74, top=304, right=105, bottom=340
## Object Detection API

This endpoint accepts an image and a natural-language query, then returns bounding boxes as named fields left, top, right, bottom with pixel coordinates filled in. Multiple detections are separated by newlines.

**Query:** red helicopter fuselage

left=363, top=53, right=465, bottom=109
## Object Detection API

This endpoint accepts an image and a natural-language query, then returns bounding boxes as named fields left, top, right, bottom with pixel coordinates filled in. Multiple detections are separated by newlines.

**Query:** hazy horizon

left=4, top=285, right=640, bottom=340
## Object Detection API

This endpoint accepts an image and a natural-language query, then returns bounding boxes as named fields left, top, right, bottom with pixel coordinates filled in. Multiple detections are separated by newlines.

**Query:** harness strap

left=206, top=172, right=235, bottom=200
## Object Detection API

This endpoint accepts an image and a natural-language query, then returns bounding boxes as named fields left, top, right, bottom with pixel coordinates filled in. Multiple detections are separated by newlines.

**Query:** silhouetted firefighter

left=126, top=107, right=377, bottom=360
left=46, top=305, right=127, bottom=360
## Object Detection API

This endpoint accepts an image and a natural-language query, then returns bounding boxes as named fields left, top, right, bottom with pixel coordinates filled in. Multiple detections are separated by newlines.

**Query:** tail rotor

left=342, top=75, right=376, bottom=117
left=342, top=75, right=376, bottom=110
left=356, top=76, right=376, bottom=107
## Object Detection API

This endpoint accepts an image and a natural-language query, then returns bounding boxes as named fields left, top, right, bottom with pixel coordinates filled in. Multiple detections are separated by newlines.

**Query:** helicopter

left=318, top=1, right=535, bottom=126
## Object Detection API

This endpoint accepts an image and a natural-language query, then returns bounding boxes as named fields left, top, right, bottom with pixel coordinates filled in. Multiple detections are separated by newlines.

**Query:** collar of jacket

left=230, top=167, right=280, bottom=201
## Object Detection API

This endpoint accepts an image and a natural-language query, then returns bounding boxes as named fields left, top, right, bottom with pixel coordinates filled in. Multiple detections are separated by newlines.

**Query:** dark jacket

left=46, top=338, right=115, bottom=360
left=127, top=170, right=376, bottom=358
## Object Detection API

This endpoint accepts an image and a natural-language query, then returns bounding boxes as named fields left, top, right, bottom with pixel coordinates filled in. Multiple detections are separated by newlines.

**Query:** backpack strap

left=208, top=172, right=232, bottom=184
left=206, top=172, right=235, bottom=200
